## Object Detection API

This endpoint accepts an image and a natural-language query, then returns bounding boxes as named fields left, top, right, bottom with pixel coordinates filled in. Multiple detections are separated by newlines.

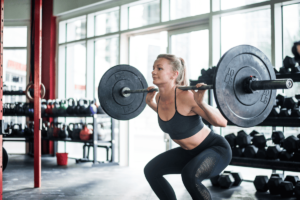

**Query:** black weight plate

left=3, top=147, right=8, bottom=171
left=98, top=65, right=148, bottom=120
left=214, top=45, right=276, bottom=127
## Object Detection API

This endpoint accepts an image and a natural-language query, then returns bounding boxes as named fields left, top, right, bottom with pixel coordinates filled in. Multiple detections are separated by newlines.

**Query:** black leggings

left=144, top=131, right=232, bottom=200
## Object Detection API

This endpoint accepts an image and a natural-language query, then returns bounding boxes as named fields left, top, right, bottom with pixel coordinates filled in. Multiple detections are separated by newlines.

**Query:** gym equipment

left=283, top=56, right=300, bottom=73
left=279, top=108, right=291, bottom=117
left=256, top=148, right=267, bottom=159
left=252, top=131, right=284, bottom=149
left=283, top=135, right=300, bottom=153
left=98, top=45, right=293, bottom=127
left=3, top=147, right=8, bottom=171
left=210, top=175, right=220, bottom=187
left=58, top=100, right=68, bottom=115
left=254, top=175, right=269, bottom=192
left=86, top=99, right=97, bottom=114
left=268, top=176, right=283, bottom=195
left=66, top=98, right=76, bottom=115
left=232, top=147, right=244, bottom=157
left=236, top=130, right=251, bottom=148
left=58, top=124, right=68, bottom=139
left=266, top=145, right=281, bottom=159
left=295, top=181, right=300, bottom=199
left=292, top=41, right=300, bottom=62
left=244, top=145, right=258, bottom=158
left=80, top=124, right=93, bottom=141
left=25, top=82, right=46, bottom=101
left=279, top=181, right=294, bottom=197
left=279, top=150, right=293, bottom=161
left=283, top=97, right=298, bottom=109
left=218, top=172, right=243, bottom=189
left=284, top=175, right=299, bottom=186
left=224, top=133, right=236, bottom=148
left=41, top=99, right=47, bottom=115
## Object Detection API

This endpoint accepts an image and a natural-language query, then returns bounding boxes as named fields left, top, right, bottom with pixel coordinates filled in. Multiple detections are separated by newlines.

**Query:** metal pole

left=0, top=0, right=4, bottom=198
left=93, top=114, right=97, bottom=164
left=33, top=0, right=42, bottom=188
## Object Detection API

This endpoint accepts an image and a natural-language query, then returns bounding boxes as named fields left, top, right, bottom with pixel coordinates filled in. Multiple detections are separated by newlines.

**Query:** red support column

left=0, top=0, right=3, bottom=197
left=33, top=0, right=42, bottom=188
left=42, top=0, right=56, bottom=156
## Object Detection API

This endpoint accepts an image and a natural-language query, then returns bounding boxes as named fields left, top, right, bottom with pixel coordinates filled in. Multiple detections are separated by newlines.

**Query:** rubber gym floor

left=2, top=154, right=297, bottom=200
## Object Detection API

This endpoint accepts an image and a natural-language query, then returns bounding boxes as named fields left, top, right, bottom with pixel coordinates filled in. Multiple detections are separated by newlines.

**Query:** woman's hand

left=145, top=86, right=157, bottom=105
left=191, top=83, right=206, bottom=106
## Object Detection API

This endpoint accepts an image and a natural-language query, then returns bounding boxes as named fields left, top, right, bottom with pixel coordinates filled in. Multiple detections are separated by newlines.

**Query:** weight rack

left=197, top=70, right=300, bottom=172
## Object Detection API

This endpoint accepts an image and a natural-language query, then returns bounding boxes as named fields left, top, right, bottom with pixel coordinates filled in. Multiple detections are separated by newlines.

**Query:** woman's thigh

left=144, top=147, right=193, bottom=176
left=182, top=146, right=231, bottom=183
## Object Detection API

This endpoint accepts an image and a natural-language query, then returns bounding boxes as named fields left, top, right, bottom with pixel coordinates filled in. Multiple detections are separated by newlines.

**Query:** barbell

left=98, top=45, right=293, bottom=127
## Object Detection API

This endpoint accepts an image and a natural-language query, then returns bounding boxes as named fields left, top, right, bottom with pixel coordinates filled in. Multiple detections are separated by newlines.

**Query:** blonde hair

left=156, top=54, right=188, bottom=86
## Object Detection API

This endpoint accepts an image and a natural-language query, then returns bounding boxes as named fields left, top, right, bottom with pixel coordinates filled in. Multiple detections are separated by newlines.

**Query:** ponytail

left=156, top=54, right=188, bottom=86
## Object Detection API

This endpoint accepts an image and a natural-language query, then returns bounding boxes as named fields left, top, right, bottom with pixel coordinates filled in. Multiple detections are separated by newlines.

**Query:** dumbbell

left=268, top=95, right=286, bottom=117
left=252, top=131, right=285, bottom=149
left=279, top=175, right=300, bottom=198
left=283, top=56, right=300, bottom=73
left=267, top=134, right=297, bottom=160
left=210, top=171, right=242, bottom=189
left=234, top=130, right=259, bottom=158
left=254, top=173, right=283, bottom=193
left=273, top=135, right=300, bottom=161
left=252, top=131, right=285, bottom=159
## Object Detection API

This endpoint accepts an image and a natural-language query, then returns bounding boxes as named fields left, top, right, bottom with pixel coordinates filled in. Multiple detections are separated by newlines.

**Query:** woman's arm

left=145, top=86, right=158, bottom=112
left=192, top=101, right=227, bottom=127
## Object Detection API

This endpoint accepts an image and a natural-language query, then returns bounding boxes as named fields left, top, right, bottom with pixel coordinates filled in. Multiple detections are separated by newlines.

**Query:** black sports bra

left=157, top=88, right=204, bottom=140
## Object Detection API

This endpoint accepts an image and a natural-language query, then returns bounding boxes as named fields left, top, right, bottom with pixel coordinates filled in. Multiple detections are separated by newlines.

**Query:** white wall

left=4, top=0, right=30, bottom=20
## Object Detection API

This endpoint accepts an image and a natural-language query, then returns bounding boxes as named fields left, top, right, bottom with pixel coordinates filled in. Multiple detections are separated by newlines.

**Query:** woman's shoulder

left=155, top=92, right=160, bottom=103
left=176, top=87, right=194, bottom=102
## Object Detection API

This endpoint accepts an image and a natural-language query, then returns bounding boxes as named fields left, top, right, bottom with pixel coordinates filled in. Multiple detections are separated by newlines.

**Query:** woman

left=144, top=54, right=232, bottom=200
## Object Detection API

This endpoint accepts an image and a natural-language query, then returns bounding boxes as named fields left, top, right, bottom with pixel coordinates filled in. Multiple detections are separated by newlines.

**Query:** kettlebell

left=41, top=122, right=48, bottom=138
left=10, top=103, right=16, bottom=115
left=24, top=103, right=34, bottom=117
left=72, top=123, right=82, bottom=140
left=52, top=100, right=60, bottom=116
left=80, top=124, right=92, bottom=141
left=12, top=124, right=22, bottom=136
left=58, top=124, right=69, bottom=139
left=45, top=100, right=54, bottom=115
left=3, top=103, right=8, bottom=115
left=76, top=99, right=88, bottom=115
left=67, top=123, right=74, bottom=139
left=15, top=102, right=24, bottom=116
left=41, top=99, right=47, bottom=116
left=52, top=122, right=61, bottom=137
left=66, top=98, right=76, bottom=115
left=47, top=122, right=54, bottom=138
left=86, top=99, right=97, bottom=114
left=24, top=122, right=34, bottom=137
left=97, top=122, right=106, bottom=140
left=59, top=100, right=68, bottom=115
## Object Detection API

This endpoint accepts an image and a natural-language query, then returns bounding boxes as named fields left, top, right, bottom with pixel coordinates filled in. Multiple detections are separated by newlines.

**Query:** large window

left=214, top=0, right=270, bottom=11
left=3, top=26, right=28, bottom=154
left=170, top=0, right=210, bottom=20
left=58, top=12, right=120, bottom=162
left=129, top=31, right=168, bottom=166
left=221, top=8, right=271, bottom=61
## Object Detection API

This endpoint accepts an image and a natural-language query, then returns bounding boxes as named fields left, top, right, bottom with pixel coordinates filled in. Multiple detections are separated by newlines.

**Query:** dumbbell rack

left=41, top=113, right=117, bottom=165
left=194, top=72, right=300, bottom=172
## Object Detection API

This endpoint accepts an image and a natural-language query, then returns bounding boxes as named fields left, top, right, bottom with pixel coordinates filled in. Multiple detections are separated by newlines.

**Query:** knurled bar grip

left=250, top=79, right=293, bottom=90
left=177, top=85, right=214, bottom=90
left=123, top=88, right=159, bottom=94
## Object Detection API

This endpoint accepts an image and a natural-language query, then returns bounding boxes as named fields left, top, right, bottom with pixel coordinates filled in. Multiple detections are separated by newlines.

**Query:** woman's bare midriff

left=173, top=125, right=211, bottom=150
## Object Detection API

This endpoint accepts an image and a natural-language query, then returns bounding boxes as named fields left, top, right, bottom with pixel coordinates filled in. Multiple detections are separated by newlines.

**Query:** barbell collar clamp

left=250, top=78, right=293, bottom=91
